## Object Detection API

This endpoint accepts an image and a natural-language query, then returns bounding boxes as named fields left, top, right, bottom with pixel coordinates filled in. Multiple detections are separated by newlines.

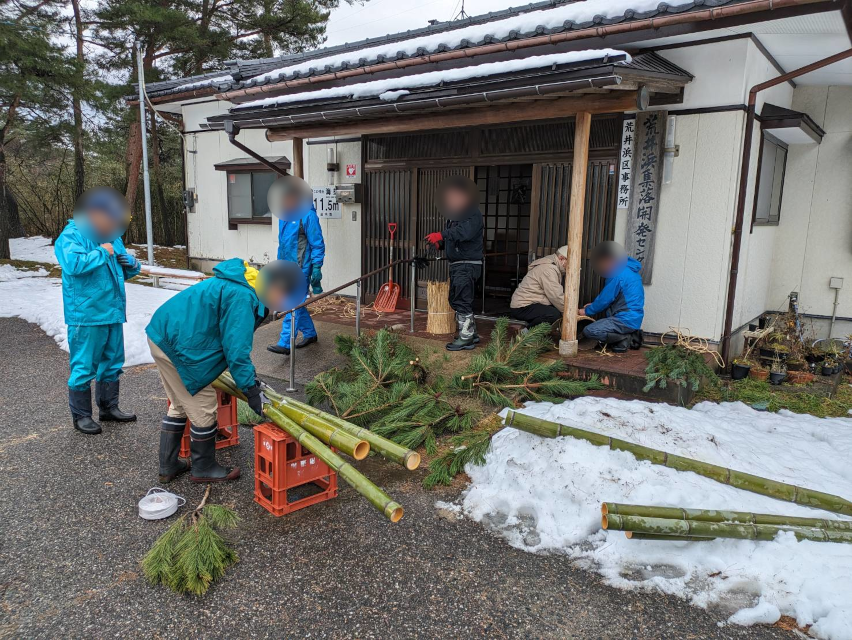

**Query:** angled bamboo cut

left=603, top=514, right=852, bottom=544
left=603, top=503, right=852, bottom=531
left=505, top=410, right=852, bottom=517
left=213, top=375, right=404, bottom=522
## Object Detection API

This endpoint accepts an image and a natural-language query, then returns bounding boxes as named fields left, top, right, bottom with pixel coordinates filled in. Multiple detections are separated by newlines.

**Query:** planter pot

left=749, top=369, right=769, bottom=382
left=731, top=363, right=751, bottom=380
left=759, top=347, right=788, bottom=361
left=748, top=323, right=758, bottom=332
left=758, top=317, right=767, bottom=329
left=786, top=361, right=806, bottom=372
left=787, top=370, right=815, bottom=385
left=821, top=365, right=835, bottom=376
left=769, top=372, right=787, bottom=386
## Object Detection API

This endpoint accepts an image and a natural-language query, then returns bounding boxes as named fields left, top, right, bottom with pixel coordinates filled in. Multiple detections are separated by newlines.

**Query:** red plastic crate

left=253, top=421, right=338, bottom=516
left=176, top=389, right=240, bottom=459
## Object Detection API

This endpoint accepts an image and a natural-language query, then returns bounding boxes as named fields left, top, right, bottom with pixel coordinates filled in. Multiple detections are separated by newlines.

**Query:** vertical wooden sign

left=625, top=111, right=666, bottom=284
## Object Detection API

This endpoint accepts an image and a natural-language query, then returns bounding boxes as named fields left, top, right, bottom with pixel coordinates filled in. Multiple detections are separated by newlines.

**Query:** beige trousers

left=148, top=338, right=218, bottom=428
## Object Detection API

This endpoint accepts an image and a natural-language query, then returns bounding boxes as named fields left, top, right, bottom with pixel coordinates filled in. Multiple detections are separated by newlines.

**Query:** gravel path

left=0, top=317, right=793, bottom=639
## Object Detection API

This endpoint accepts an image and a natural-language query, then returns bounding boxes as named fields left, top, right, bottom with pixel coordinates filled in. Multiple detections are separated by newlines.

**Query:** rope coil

left=138, top=488, right=185, bottom=520
left=660, top=327, right=726, bottom=369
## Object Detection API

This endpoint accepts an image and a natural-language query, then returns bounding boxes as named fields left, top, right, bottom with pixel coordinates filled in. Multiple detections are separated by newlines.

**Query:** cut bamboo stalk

left=505, top=411, right=852, bottom=516
left=603, top=514, right=852, bottom=544
left=625, top=532, right=716, bottom=541
left=602, top=503, right=852, bottom=531
left=426, top=281, right=456, bottom=334
left=212, top=377, right=403, bottom=522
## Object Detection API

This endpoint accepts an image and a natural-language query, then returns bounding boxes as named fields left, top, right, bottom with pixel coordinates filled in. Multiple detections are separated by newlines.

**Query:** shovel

left=374, top=223, right=400, bottom=312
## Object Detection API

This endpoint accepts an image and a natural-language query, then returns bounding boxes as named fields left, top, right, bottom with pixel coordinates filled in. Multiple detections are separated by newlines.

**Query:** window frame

left=225, top=169, right=277, bottom=229
left=751, top=131, right=788, bottom=229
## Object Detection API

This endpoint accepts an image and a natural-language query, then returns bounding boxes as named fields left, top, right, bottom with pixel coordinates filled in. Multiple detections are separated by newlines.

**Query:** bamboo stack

left=426, top=281, right=455, bottom=334
left=505, top=410, right=852, bottom=516
left=214, top=373, right=419, bottom=523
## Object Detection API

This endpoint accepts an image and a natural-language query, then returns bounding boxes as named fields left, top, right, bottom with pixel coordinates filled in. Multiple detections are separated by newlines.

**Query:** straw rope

left=660, top=327, right=725, bottom=369
left=307, top=294, right=385, bottom=320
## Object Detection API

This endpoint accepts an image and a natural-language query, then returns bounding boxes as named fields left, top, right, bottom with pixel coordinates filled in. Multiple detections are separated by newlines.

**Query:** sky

left=321, top=0, right=521, bottom=48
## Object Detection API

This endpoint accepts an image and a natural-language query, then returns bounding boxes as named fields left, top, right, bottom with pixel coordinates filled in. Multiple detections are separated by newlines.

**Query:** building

left=144, top=0, right=852, bottom=360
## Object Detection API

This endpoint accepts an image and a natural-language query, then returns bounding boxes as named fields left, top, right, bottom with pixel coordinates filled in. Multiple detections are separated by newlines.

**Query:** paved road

left=0, top=317, right=792, bottom=639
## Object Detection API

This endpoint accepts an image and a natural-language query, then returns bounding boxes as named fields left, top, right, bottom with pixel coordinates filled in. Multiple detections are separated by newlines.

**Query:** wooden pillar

left=292, top=136, right=304, bottom=178
left=559, top=111, right=592, bottom=357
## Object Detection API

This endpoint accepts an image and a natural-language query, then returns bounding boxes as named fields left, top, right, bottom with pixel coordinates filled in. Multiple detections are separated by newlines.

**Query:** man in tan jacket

left=509, top=246, right=567, bottom=328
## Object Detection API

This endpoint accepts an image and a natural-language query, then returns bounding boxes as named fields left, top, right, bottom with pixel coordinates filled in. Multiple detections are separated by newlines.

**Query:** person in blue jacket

left=147, top=258, right=306, bottom=483
left=577, top=241, right=645, bottom=353
left=55, top=187, right=141, bottom=435
left=267, top=177, right=325, bottom=355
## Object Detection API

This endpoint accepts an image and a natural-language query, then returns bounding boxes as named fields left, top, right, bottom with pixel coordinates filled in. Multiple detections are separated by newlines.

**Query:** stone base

left=559, top=339, right=578, bottom=357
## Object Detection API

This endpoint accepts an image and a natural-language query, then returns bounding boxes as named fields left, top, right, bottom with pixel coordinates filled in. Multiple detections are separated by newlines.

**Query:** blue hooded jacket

left=145, top=258, right=267, bottom=395
left=54, top=220, right=141, bottom=326
left=584, top=257, right=645, bottom=330
left=277, top=205, right=325, bottom=275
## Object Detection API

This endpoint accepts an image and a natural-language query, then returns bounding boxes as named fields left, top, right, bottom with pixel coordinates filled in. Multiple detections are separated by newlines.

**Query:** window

left=753, top=133, right=787, bottom=226
left=226, top=171, right=276, bottom=224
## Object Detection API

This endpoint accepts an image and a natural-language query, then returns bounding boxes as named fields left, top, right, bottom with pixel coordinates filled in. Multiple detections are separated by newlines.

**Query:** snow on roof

left=246, top=0, right=685, bottom=87
left=172, top=74, right=234, bottom=92
left=235, top=49, right=629, bottom=110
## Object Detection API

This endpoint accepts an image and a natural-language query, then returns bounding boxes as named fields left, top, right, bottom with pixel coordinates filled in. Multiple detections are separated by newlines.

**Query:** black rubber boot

left=606, top=333, right=632, bottom=354
left=96, top=380, right=137, bottom=422
left=447, top=314, right=477, bottom=351
left=159, top=416, right=190, bottom=483
left=267, top=344, right=290, bottom=355
left=296, top=336, right=318, bottom=349
left=189, top=423, right=240, bottom=483
left=69, top=387, right=101, bottom=435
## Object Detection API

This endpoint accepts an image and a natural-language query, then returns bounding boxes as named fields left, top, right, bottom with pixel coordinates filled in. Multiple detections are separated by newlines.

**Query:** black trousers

left=509, top=303, right=562, bottom=327
left=448, top=263, right=481, bottom=316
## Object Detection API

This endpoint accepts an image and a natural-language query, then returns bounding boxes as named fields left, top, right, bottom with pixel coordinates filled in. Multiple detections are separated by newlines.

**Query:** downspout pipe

left=223, top=120, right=290, bottom=177
left=720, top=48, right=852, bottom=365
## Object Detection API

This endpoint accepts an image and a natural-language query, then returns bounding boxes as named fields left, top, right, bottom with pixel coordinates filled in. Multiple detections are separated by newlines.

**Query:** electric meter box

left=334, top=183, right=362, bottom=204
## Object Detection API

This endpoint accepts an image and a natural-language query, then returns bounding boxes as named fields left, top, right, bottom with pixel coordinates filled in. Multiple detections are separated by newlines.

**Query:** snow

left=172, top=74, right=233, bottom=92
left=142, top=265, right=205, bottom=278
left=239, top=49, right=629, bottom=109
left=0, top=267, right=176, bottom=367
left=457, top=397, right=852, bottom=638
left=0, top=264, right=49, bottom=282
left=10, top=235, right=59, bottom=264
left=248, top=0, right=664, bottom=86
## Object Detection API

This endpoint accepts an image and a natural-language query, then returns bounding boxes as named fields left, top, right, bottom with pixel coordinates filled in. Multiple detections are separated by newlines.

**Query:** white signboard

left=616, top=117, right=635, bottom=210
left=312, top=186, right=341, bottom=219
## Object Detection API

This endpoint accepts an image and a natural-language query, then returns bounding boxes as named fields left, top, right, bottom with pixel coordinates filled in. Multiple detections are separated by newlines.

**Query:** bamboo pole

left=212, top=377, right=403, bottom=522
left=426, top=281, right=455, bottom=334
left=603, top=503, right=852, bottom=531
left=505, top=411, right=852, bottom=516
left=603, top=514, right=852, bottom=544
left=212, top=378, right=369, bottom=460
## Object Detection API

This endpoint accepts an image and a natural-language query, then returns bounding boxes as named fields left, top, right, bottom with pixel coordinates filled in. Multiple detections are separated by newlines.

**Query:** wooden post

left=559, top=111, right=592, bottom=357
left=292, top=136, right=304, bottom=178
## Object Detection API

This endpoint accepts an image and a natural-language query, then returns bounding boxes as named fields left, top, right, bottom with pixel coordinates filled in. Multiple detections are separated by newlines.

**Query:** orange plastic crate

left=253, top=421, right=338, bottom=516
left=176, top=390, right=240, bottom=459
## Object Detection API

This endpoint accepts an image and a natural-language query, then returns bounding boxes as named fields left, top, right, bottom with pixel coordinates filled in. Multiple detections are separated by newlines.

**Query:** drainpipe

left=720, top=48, right=852, bottom=365
left=223, top=120, right=290, bottom=177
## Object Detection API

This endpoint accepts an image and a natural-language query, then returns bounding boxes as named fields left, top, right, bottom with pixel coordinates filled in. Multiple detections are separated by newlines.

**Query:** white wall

left=769, top=85, right=852, bottom=339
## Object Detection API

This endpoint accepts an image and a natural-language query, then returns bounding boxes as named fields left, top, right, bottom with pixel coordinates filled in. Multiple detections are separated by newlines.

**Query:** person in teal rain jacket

left=146, top=258, right=305, bottom=484
left=267, top=177, right=325, bottom=355
left=56, top=188, right=141, bottom=435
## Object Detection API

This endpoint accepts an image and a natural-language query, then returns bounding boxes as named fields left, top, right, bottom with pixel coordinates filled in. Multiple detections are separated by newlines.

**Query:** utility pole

left=135, top=41, right=156, bottom=280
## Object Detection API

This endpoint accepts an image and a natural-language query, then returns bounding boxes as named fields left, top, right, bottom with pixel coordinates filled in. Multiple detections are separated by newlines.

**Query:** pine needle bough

left=141, top=485, right=240, bottom=596
left=423, top=414, right=504, bottom=489
left=644, top=343, right=719, bottom=392
left=451, top=318, right=603, bottom=407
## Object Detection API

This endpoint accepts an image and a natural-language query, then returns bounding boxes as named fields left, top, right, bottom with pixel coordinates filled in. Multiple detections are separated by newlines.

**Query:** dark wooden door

left=363, top=169, right=413, bottom=301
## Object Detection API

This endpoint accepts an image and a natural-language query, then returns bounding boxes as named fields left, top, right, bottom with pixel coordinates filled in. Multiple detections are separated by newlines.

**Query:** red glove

left=425, top=232, right=443, bottom=247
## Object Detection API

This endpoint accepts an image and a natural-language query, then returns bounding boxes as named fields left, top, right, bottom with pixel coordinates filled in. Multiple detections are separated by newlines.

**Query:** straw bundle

left=426, top=281, right=455, bottom=334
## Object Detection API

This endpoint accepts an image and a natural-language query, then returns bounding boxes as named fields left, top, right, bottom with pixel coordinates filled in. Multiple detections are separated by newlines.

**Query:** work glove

left=310, top=264, right=323, bottom=295
left=244, top=382, right=268, bottom=417
left=425, top=232, right=443, bottom=247
left=413, top=256, right=429, bottom=270
left=116, top=253, right=140, bottom=270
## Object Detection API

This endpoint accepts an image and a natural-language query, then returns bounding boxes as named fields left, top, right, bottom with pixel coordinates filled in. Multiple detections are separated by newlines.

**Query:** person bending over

left=509, top=246, right=568, bottom=329
left=577, top=242, right=644, bottom=353
left=147, top=259, right=305, bottom=484
left=425, top=176, right=484, bottom=351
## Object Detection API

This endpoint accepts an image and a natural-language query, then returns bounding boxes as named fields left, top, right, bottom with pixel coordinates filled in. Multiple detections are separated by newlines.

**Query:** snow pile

left=459, top=398, right=852, bottom=638
left=172, top=74, right=233, bottom=92
left=239, top=49, right=628, bottom=109
left=249, top=0, right=666, bottom=85
left=0, top=264, right=49, bottom=282
left=10, top=235, right=59, bottom=264
left=0, top=270, right=176, bottom=366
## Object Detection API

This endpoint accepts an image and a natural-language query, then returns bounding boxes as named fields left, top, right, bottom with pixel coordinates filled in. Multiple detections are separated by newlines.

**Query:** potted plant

left=749, top=366, right=769, bottom=382
left=787, top=369, right=815, bottom=384
left=769, top=357, right=787, bottom=386
left=731, top=359, right=752, bottom=380
left=822, top=356, right=837, bottom=376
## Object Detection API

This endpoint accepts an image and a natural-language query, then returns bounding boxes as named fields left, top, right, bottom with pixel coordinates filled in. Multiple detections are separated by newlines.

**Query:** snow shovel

left=374, top=223, right=400, bottom=312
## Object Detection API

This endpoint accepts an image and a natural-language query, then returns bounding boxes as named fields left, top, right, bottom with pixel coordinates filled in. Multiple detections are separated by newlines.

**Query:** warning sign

left=345, top=164, right=357, bottom=178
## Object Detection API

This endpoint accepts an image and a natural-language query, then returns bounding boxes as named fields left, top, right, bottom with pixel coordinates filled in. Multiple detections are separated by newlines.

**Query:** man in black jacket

left=425, top=176, right=484, bottom=351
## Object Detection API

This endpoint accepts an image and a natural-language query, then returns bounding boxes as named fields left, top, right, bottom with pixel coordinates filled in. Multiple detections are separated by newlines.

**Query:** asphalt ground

left=0, top=317, right=793, bottom=639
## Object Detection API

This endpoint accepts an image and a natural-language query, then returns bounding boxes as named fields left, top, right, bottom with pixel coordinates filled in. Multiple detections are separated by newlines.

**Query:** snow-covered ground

left=457, top=398, right=852, bottom=639
left=3, top=238, right=178, bottom=365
